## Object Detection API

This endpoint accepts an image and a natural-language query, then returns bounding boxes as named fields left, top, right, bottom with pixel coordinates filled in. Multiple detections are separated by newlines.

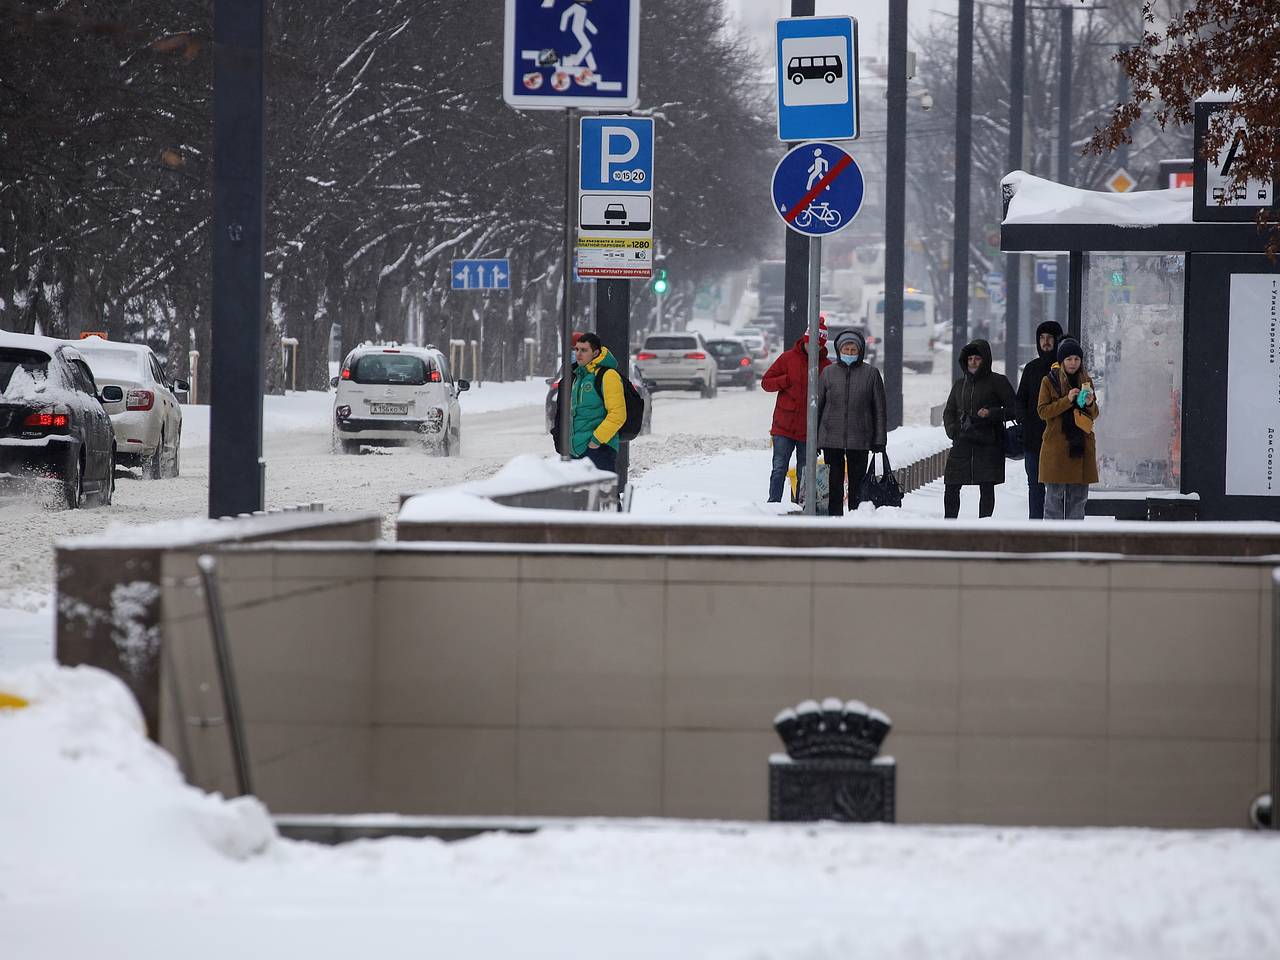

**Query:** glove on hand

left=1077, top=386, right=1092, bottom=409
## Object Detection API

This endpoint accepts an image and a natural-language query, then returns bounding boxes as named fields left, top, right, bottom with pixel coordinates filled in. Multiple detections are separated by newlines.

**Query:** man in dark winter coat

left=762, top=322, right=831, bottom=502
left=942, top=339, right=1016, bottom=519
left=1014, top=320, right=1063, bottom=519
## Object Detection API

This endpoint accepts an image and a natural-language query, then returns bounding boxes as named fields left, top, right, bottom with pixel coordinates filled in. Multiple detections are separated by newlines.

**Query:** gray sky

left=726, top=0, right=959, bottom=62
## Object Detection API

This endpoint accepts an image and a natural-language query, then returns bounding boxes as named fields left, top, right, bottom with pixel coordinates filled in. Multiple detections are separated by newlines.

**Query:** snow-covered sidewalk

left=3, top=663, right=1279, bottom=960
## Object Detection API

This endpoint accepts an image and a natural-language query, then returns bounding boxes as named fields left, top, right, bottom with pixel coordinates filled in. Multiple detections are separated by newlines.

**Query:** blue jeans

left=768, top=436, right=807, bottom=502
left=1025, top=449, right=1046, bottom=519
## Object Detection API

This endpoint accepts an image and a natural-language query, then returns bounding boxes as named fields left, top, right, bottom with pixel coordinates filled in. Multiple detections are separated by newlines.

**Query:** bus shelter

left=1001, top=170, right=1280, bottom=521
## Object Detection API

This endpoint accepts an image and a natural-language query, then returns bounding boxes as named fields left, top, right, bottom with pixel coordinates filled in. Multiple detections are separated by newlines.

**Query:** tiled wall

left=160, top=544, right=1274, bottom=827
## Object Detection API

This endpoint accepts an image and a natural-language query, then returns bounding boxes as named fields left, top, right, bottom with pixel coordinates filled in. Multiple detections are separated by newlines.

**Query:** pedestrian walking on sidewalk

left=942, top=339, right=1016, bottom=519
left=762, top=320, right=831, bottom=502
left=1037, top=338, right=1099, bottom=520
left=816, top=329, right=886, bottom=516
left=1015, top=320, right=1063, bottom=519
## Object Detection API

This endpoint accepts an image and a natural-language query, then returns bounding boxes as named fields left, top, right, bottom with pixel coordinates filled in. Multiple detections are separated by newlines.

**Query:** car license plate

left=370, top=403, right=408, bottom=416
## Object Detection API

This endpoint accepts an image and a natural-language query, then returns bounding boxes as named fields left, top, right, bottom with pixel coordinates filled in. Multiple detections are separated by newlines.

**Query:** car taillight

left=430, top=371, right=442, bottom=382
left=126, top=389, right=154, bottom=411
left=23, top=412, right=69, bottom=430
left=685, top=352, right=706, bottom=360
left=740, top=357, right=751, bottom=367
left=636, top=352, right=657, bottom=361
left=550, top=378, right=562, bottom=389
left=22, top=410, right=69, bottom=435
left=341, top=368, right=351, bottom=380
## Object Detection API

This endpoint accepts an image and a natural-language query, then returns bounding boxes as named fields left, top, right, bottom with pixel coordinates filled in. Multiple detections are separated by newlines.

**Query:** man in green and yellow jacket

left=570, top=332, right=626, bottom=473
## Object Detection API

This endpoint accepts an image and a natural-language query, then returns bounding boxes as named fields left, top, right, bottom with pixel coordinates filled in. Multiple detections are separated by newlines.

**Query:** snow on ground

left=3, top=663, right=1279, bottom=960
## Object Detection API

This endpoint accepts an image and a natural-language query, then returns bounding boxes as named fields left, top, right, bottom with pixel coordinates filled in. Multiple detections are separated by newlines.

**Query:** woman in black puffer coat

left=942, top=339, right=1016, bottom=518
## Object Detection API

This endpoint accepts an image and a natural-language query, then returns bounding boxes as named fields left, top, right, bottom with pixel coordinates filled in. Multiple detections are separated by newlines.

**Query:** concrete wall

left=159, top=543, right=1274, bottom=828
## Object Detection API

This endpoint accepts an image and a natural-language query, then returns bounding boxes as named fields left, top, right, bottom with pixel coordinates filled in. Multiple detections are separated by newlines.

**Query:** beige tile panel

left=959, top=588, right=1107, bottom=737
left=227, top=581, right=375, bottom=727
left=516, top=729, right=662, bottom=817
left=955, top=736, right=1109, bottom=827
left=813, top=586, right=960, bottom=734
left=662, top=730, right=778, bottom=821
left=517, top=580, right=663, bottom=729
left=665, top=583, right=812, bottom=729
left=1107, top=738, right=1259, bottom=828
left=959, top=559, right=1109, bottom=589
left=809, top=559, right=960, bottom=587
left=373, top=578, right=518, bottom=727
left=372, top=726, right=517, bottom=815
left=249, top=724, right=374, bottom=814
left=667, top=557, right=814, bottom=585
left=1109, top=561, right=1263, bottom=592
left=1108, top=589, right=1259, bottom=740
left=377, top=551, right=519, bottom=582
left=273, top=548, right=376, bottom=582
left=519, top=554, right=665, bottom=583
left=878, top=733, right=958, bottom=824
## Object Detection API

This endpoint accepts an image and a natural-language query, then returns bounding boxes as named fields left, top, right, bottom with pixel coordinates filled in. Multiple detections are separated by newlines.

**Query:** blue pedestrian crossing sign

left=504, top=0, right=640, bottom=110
left=771, top=142, right=865, bottom=238
left=451, top=259, right=511, bottom=291
left=776, top=16, right=860, bottom=143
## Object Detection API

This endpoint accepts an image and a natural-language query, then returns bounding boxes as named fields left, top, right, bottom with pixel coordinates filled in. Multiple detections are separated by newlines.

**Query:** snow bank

left=3, top=662, right=1280, bottom=959
left=0, top=664, right=275, bottom=899
left=1003, top=169, right=1192, bottom=226
left=473, top=453, right=613, bottom=497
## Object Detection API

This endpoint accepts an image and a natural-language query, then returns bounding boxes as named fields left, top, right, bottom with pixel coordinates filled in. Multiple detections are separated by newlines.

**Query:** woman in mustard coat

left=1037, top=338, right=1099, bottom=520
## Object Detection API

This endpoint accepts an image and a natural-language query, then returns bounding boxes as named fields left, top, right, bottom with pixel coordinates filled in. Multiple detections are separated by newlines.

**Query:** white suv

left=331, top=345, right=468, bottom=455
left=634, top=332, right=717, bottom=397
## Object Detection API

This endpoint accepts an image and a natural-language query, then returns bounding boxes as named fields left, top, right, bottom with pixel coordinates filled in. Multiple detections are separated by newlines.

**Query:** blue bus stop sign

left=771, top=141, right=865, bottom=238
left=504, top=0, right=640, bottom=110
left=776, top=16, right=860, bottom=142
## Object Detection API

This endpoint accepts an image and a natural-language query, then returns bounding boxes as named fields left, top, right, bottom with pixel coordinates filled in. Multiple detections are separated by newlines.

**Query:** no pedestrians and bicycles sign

left=771, top=141, right=865, bottom=238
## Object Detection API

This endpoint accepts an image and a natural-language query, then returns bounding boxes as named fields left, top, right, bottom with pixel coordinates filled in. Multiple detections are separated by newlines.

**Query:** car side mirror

left=100, top=385, right=124, bottom=403
left=457, top=379, right=471, bottom=393
left=330, top=376, right=340, bottom=388
left=173, top=379, right=190, bottom=394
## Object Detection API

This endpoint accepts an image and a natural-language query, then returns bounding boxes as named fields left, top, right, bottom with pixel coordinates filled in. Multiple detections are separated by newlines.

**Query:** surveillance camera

left=919, top=93, right=934, bottom=112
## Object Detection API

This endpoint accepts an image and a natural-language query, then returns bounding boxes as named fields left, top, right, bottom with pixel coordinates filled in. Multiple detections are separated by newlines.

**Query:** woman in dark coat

left=942, top=339, right=1016, bottom=518
left=815, top=329, right=887, bottom=516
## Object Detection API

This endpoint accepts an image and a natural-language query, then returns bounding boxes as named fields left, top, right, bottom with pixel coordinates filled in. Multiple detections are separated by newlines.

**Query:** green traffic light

left=652, top=268, right=668, bottom=295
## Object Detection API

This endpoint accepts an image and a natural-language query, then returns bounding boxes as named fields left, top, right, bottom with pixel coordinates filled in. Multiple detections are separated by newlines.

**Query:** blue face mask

left=839, top=353, right=859, bottom=366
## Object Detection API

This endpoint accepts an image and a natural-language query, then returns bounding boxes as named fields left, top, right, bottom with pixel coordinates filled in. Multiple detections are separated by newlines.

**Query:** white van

left=330, top=344, right=468, bottom=455
left=863, top=288, right=938, bottom=373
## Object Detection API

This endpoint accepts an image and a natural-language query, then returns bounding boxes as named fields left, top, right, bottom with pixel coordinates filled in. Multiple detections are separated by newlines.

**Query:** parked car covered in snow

left=330, top=344, right=468, bottom=455
left=0, top=331, right=119, bottom=508
left=73, top=336, right=186, bottom=479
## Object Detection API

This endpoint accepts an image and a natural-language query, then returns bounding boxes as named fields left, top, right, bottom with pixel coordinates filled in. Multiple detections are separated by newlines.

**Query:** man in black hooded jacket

left=1014, top=320, right=1063, bottom=519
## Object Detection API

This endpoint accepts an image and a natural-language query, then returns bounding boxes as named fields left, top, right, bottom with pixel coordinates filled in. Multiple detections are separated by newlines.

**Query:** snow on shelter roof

left=1002, top=170, right=1192, bottom=227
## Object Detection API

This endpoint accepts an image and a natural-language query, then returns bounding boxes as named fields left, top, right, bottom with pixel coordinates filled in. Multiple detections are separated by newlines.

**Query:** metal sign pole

left=804, top=236, right=822, bottom=515
left=558, top=107, right=577, bottom=462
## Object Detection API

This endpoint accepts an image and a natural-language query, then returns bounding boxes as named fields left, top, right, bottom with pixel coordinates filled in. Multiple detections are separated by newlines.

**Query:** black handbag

left=859, top=452, right=904, bottom=509
left=1003, top=422, right=1025, bottom=460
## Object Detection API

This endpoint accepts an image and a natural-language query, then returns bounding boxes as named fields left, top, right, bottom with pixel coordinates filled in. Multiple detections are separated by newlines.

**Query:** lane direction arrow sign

left=771, top=141, right=865, bottom=238
left=451, top=259, right=511, bottom=291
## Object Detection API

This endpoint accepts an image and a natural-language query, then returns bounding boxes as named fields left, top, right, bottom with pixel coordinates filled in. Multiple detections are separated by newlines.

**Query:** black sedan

left=706, top=338, right=757, bottom=389
left=1, top=332, right=120, bottom=508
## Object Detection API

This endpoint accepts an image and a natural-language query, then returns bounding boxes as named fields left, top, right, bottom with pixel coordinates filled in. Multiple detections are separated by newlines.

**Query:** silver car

left=634, top=333, right=717, bottom=397
left=73, top=337, right=186, bottom=479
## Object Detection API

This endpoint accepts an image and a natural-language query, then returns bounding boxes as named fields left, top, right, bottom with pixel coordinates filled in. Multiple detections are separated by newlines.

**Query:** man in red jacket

left=762, top=320, right=831, bottom=502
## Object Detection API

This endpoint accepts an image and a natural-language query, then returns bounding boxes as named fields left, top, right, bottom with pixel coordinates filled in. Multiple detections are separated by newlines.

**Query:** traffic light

left=651, top=268, right=668, bottom=296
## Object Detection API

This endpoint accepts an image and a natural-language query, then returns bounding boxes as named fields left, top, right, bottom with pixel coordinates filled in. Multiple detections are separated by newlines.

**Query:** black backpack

left=551, top=367, right=645, bottom=446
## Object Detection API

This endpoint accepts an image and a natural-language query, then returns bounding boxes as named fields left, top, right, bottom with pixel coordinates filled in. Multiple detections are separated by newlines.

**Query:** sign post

left=504, top=1, right=641, bottom=464
left=771, top=141, right=865, bottom=514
